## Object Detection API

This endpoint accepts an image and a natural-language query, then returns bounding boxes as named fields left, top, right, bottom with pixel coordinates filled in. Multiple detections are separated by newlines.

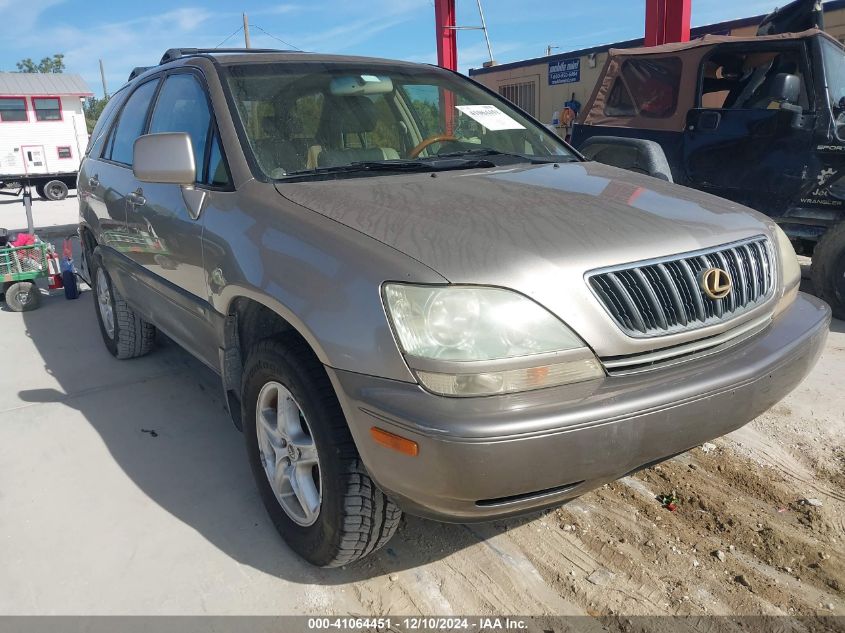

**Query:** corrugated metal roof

left=0, top=72, right=93, bottom=96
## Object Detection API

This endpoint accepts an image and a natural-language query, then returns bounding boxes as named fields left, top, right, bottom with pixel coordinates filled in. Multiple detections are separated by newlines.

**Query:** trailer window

left=33, top=97, right=61, bottom=121
left=0, top=97, right=27, bottom=122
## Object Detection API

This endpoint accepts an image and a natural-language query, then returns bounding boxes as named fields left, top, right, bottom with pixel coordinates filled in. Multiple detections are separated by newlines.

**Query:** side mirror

left=133, top=132, right=196, bottom=184
left=768, top=73, right=800, bottom=106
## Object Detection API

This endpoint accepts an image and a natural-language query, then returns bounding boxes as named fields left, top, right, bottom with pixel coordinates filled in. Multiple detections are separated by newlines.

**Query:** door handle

left=88, top=176, right=99, bottom=188
left=126, top=189, right=146, bottom=207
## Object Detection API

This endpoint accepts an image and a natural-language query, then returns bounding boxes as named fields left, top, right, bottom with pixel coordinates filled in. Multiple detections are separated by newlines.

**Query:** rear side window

left=605, top=78, right=636, bottom=116
left=149, top=74, right=211, bottom=179
left=106, top=79, right=160, bottom=165
left=620, top=58, right=682, bottom=118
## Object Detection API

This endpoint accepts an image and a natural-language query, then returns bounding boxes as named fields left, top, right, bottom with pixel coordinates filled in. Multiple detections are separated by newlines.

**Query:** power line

left=215, top=25, right=244, bottom=48
left=251, top=24, right=304, bottom=51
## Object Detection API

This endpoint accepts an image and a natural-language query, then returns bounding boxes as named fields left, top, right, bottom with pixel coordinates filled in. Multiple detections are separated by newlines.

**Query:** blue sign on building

left=548, top=58, right=581, bottom=85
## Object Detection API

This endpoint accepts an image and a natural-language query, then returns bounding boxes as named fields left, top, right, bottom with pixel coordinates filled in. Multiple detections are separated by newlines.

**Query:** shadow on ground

left=15, top=250, right=533, bottom=585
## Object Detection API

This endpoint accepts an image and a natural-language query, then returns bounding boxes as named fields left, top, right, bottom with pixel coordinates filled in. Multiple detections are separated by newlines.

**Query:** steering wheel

left=408, top=134, right=459, bottom=158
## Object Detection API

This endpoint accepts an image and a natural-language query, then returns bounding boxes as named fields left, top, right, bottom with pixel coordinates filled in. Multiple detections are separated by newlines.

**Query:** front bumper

left=327, top=293, right=830, bottom=522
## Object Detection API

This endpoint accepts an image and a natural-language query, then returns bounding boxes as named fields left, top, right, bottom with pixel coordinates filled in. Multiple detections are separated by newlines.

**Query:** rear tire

left=4, top=281, right=40, bottom=312
left=43, top=180, right=68, bottom=201
left=34, top=184, right=46, bottom=199
left=241, top=335, right=401, bottom=567
left=90, top=253, right=156, bottom=359
left=811, top=222, right=845, bottom=320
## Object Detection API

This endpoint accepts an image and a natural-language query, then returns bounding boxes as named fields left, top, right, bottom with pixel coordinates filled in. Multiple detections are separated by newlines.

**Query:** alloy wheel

left=255, top=381, right=322, bottom=526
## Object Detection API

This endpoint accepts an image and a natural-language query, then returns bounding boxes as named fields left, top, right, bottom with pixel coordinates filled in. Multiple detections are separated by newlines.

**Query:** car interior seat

left=309, top=96, right=399, bottom=168
left=254, top=113, right=304, bottom=176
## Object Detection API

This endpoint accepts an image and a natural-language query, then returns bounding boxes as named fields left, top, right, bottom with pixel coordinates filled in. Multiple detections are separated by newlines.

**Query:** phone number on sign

left=308, top=617, right=473, bottom=630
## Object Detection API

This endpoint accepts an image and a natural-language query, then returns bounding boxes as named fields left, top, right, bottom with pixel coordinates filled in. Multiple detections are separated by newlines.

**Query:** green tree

left=83, top=96, right=109, bottom=134
left=15, top=54, right=65, bottom=73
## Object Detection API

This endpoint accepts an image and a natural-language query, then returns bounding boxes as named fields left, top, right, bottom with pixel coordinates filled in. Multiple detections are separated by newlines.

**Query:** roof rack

left=158, top=47, right=291, bottom=65
left=127, top=66, right=153, bottom=82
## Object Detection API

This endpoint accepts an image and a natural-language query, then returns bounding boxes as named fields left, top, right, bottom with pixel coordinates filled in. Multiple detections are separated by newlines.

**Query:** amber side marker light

left=370, top=427, right=419, bottom=456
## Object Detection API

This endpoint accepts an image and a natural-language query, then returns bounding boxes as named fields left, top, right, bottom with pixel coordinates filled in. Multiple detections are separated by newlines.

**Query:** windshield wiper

left=283, top=160, right=432, bottom=177
left=280, top=157, right=497, bottom=179
left=433, top=148, right=575, bottom=164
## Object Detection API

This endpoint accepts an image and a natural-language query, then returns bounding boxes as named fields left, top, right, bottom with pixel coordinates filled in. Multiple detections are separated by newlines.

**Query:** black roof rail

left=128, top=66, right=153, bottom=81
left=158, top=47, right=292, bottom=65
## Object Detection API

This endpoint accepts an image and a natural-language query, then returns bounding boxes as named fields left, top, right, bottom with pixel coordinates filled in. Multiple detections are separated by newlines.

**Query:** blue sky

left=0, top=0, right=787, bottom=97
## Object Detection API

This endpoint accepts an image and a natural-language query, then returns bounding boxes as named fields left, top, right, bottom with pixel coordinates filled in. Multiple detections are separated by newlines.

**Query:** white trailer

left=0, top=72, right=93, bottom=200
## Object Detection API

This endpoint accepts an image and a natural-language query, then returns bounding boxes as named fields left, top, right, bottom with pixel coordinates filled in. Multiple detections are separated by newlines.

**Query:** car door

left=120, top=70, right=221, bottom=368
left=682, top=42, right=815, bottom=215
left=86, top=78, right=161, bottom=257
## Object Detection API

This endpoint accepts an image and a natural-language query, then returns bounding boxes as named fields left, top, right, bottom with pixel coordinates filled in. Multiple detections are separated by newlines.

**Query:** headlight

left=383, top=284, right=604, bottom=396
left=773, top=225, right=800, bottom=317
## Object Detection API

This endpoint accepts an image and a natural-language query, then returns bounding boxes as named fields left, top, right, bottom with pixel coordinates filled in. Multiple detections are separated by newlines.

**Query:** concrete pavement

left=0, top=290, right=350, bottom=614
left=1, top=192, right=78, bottom=233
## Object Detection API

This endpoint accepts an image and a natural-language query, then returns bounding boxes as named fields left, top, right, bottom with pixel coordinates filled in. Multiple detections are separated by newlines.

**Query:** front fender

left=203, top=182, right=447, bottom=382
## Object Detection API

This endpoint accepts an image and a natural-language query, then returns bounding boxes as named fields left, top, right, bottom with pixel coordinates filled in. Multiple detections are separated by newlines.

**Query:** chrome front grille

left=587, top=236, right=775, bottom=337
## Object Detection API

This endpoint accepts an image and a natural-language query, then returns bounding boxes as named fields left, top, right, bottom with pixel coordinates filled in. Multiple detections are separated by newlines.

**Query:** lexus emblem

left=701, top=267, right=732, bottom=300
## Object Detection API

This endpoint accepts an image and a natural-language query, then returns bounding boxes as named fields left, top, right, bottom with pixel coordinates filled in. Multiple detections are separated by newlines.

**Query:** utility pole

left=475, top=0, right=494, bottom=66
left=98, top=59, right=108, bottom=99
left=546, top=45, right=559, bottom=57
left=243, top=13, right=251, bottom=48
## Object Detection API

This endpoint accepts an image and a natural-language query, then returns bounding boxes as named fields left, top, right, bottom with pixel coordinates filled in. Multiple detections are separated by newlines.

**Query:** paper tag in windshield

left=455, top=105, right=525, bottom=131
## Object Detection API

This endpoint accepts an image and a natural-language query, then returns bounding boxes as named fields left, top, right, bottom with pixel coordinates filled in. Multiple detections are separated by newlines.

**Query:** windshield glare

left=224, top=62, right=575, bottom=179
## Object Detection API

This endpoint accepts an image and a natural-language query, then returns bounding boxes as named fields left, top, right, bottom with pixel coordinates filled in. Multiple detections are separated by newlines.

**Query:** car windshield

left=223, top=61, right=577, bottom=179
left=822, top=38, right=845, bottom=111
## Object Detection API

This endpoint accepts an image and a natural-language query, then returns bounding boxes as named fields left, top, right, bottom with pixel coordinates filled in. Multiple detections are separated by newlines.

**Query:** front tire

left=90, top=253, right=156, bottom=359
left=242, top=335, right=401, bottom=567
left=811, top=222, right=845, bottom=320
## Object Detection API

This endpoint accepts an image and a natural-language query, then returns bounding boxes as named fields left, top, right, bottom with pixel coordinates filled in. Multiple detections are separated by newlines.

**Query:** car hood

left=275, top=161, right=777, bottom=355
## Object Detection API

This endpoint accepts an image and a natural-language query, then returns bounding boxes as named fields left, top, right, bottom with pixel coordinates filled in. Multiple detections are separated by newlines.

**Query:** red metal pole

left=665, top=0, right=691, bottom=44
left=645, top=0, right=691, bottom=46
left=645, top=0, right=666, bottom=46
left=434, top=0, right=458, bottom=71
left=434, top=0, right=457, bottom=134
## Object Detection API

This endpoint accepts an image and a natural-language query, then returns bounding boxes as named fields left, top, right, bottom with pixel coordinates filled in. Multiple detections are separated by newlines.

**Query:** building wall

left=0, top=95, right=88, bottom=177
left=471, top=5, right=845, bottom=129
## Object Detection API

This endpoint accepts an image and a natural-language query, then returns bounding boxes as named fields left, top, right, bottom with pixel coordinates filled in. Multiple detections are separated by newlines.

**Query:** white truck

left=0, top=72, right=92, bottom=200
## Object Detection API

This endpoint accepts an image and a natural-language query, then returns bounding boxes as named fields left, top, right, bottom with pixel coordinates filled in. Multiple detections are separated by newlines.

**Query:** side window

left=701, top=48, right=809, bottom=111
left=106, top=79, right=160, bottom=165
left=149, top=73, right=212, bottom=180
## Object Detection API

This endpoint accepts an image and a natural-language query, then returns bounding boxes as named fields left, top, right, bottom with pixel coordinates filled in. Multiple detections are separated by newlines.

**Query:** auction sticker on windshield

left=455, top=104, right=525, bottom=131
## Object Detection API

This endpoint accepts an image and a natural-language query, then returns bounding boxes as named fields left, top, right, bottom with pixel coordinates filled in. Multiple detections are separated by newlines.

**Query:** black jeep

left=573, top=19, right=845, bottom=318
